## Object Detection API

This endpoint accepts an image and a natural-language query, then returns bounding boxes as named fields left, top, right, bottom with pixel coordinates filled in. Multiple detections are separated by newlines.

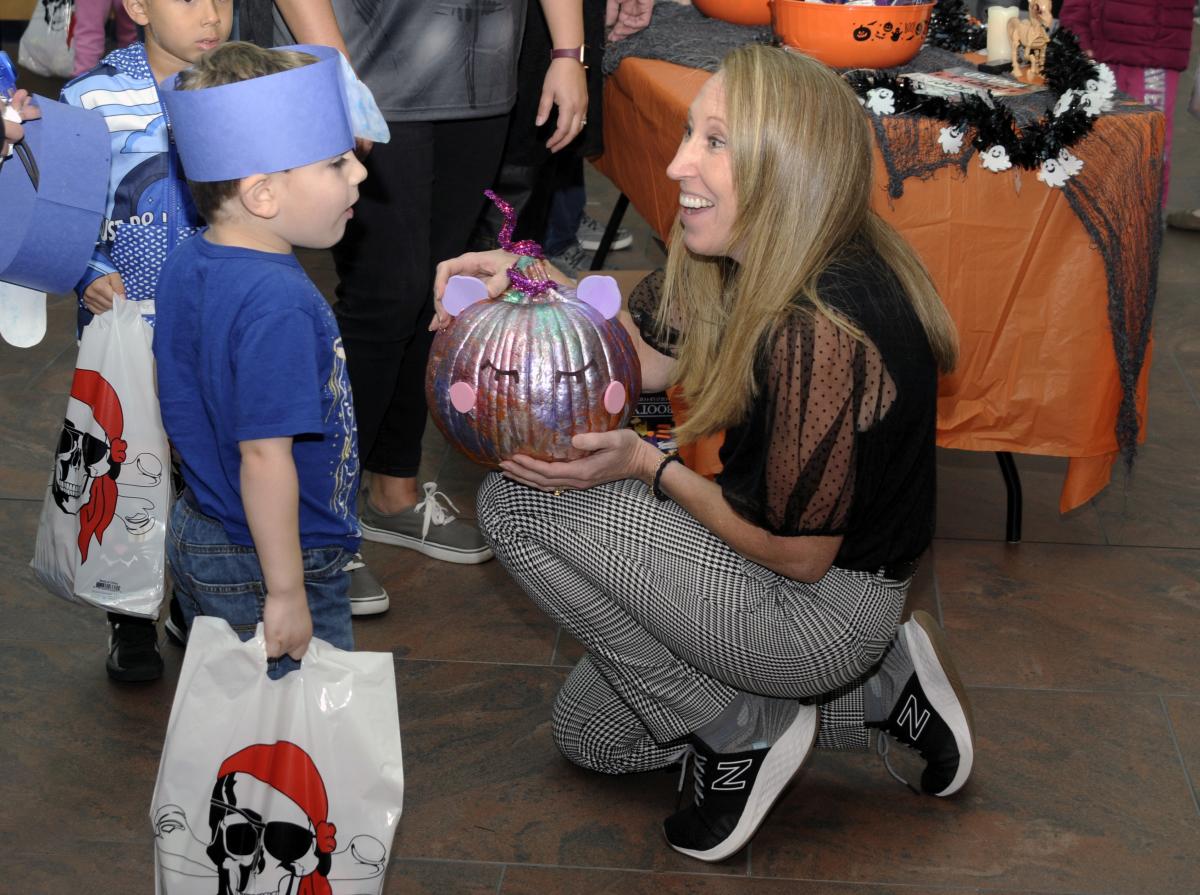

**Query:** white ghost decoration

left=1055, top=63, right=1118, bottom=118
left=937, top=124, right=966, bottom=154
left=865, top=88, right=895, bottom=116
left=980, top=145, right=1012, bottom=172
left=1037, top=148, right=1084, bottom=187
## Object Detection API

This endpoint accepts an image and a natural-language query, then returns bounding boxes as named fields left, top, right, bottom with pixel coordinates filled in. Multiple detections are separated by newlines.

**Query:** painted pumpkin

left=426, top=270, right=642, bottom=465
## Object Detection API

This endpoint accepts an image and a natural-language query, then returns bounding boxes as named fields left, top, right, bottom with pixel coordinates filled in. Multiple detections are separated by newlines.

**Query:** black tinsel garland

left=846, top=4, right=1102, bottom=173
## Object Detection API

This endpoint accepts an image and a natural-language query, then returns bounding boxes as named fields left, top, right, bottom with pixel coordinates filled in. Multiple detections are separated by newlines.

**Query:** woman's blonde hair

left=658, top=44, right=957, bottom=443
left=175, top=42, right=319, bottom=220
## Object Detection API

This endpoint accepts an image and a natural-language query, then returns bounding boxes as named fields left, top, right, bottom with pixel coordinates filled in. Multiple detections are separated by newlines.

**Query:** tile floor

left=2, top=27, right=1198, bottom=895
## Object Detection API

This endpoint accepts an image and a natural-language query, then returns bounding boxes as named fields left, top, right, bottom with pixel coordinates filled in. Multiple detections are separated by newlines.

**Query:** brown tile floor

left=3, top=28, right=1199, bottom=895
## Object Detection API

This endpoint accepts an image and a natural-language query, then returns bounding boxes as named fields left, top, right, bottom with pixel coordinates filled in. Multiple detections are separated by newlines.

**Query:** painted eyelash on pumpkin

left=555, top=359, right=597, bottom=384
left=480, top=359, right=520, bottom=382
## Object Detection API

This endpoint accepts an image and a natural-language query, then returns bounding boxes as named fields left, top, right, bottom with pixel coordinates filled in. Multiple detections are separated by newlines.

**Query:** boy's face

left=125, top=0, right=232, bottom=80
left=272, top=150, right=368, bottom=250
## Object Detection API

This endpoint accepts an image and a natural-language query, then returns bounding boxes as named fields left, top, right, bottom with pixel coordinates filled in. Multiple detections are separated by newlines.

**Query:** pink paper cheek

left=603, top=381, right=626, bottom=415
left=450, top=381, right=477, bottom=414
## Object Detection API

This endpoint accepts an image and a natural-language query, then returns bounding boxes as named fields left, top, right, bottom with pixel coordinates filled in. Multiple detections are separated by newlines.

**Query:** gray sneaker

left=343, top=553, right=389, bottom=616
left=546, top=240, right=592, bottom=279
left=577, top=212, right=633, bottom=252
left=360, top=482, right=493, bottom=565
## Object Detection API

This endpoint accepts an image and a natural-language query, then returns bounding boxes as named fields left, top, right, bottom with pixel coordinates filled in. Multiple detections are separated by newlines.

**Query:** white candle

left=986, top=6, right=1020, bottom=62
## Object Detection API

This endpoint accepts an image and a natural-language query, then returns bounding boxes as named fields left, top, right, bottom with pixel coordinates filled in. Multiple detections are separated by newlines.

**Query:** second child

left=59, top=0, right=233, bottom=682
left=155, top=42, right=368, bottom=669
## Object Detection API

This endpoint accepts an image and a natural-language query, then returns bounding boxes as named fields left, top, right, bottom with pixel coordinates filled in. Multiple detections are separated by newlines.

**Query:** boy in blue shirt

left=155, top=42, right=368, bottom=667
left=60, top=0, right=233, bottom=681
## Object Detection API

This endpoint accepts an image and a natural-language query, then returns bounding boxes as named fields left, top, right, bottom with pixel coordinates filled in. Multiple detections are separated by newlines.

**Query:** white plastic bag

left=151, top=617, right=405, bottom=895
left=18, top=0, right=75, bottom=79
left=31, top=296, right=170, bottom=617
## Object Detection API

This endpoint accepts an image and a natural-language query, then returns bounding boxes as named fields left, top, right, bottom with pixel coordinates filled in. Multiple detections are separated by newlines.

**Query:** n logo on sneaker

left=897, top=693, right=930, bottom=740
left=712, top=758, right=754, bottom=791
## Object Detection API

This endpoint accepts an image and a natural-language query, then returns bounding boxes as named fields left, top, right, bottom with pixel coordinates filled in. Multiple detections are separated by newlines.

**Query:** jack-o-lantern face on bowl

left=426, top=272, right=642, bottom=465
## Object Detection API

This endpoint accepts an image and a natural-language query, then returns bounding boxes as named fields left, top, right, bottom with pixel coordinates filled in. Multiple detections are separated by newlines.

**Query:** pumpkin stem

left=484, top=190, right=556, bottom=299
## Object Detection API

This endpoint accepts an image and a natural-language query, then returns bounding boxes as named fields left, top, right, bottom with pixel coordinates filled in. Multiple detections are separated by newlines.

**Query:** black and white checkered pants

left=477, top=473, right=908, bottom=774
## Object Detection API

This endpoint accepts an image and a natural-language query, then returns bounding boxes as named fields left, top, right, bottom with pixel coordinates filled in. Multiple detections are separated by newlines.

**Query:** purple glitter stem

left=484, top=189, right=555, bottom=298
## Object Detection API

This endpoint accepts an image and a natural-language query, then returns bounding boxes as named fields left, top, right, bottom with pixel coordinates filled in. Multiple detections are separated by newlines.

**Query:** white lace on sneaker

left=342, top=552, right=366, bottom=573
left=414, top=482, right=461, bottom=540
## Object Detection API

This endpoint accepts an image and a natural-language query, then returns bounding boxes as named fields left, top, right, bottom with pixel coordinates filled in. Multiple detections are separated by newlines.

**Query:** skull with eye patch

left=426, top=267, right=641, bottom=466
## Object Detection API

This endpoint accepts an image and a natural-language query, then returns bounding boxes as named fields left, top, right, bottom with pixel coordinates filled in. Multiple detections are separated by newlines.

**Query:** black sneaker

left=106, top=613, right=164, bottom=682
left=163, top=594, right=188, bottom=647
left=868, top=610, right=974, bottom=796
left=663, top=703, right=817, bottom=862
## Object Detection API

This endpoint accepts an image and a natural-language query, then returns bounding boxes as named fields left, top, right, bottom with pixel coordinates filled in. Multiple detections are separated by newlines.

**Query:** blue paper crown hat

left=0, top=96, right=110, bottom=294
left=160, top=44, right=354, bottom=183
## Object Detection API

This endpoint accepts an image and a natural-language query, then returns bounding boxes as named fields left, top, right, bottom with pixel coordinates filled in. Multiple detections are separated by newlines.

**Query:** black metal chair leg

left=590, top=193, right=631, bottom=270
left=995, top=451, right=1023, bottom=543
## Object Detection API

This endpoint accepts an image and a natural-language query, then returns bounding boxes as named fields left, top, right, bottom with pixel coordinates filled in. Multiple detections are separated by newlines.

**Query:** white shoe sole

left=350, top=593, right=390, bottom=616
left=578, top=233, right=633, bottom=252
left=360, top=520, right=494, bottom=564
left=669, top=703, right=818, bottom=863
left=906, top=611, right=974, bottom=797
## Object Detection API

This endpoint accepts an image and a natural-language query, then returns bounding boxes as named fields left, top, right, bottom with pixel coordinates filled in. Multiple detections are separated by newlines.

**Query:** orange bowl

left=694, top=0, right=772, bottom=27
left=770, top=1, right=934, bottom=70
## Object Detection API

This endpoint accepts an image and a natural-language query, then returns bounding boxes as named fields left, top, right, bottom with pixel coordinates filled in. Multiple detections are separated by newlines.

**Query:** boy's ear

left=123, top=0, right=150, bottom=27
left=238, top=174, right=279, bottom=220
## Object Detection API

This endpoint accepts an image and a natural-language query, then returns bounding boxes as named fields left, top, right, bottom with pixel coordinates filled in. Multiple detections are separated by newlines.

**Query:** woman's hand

left=431, top=249, right=519, bottom=330
left=538, top=58, right=588, bottom=153
left=500, top=428, right=661, bottom=492
left=606, top=0, right=654, bottom=42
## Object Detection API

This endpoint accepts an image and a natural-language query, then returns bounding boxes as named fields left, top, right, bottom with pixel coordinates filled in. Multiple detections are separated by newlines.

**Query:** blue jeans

left=167, top=494, right=354, bottom=677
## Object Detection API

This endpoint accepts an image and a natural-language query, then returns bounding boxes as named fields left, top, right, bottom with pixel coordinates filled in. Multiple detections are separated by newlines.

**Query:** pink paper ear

left=449, top=381, right=476, bottom=413
left=443, top=276, right=490, bottom=317
left=576, top=275, right=620, bottom=320
left=603, top=381, right=626, bottom=415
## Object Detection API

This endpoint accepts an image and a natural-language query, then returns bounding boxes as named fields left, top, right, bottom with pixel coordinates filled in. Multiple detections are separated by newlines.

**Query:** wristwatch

left=551, top=46, right=586, bottom=65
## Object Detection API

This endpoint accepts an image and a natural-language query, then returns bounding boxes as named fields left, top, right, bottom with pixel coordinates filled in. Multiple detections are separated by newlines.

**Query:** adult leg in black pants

left=332, top=115, right=508, bottom=564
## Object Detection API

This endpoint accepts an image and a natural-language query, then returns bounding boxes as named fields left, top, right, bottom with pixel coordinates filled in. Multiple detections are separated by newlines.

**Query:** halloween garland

left=846, top=4, right=1116, bottom=186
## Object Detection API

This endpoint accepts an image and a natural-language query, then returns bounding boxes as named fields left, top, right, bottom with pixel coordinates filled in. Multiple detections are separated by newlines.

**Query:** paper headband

left=160, top=44, right=353, bottom=182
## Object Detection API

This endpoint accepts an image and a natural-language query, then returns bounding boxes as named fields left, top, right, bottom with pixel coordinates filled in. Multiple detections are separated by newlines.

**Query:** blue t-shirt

left=154, top=234, right=360, bottom=551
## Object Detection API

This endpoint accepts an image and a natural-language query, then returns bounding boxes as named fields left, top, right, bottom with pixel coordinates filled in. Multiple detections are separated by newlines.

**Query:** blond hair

left=658, top=44, right=957, bottom=443
left=175, top=42, right=319, bottom=220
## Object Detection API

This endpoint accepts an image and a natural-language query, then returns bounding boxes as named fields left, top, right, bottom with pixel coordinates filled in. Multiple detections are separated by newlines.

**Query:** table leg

left=589, top=193, right=631, bottom=271
left=995, top=451, right=1023, bottom=543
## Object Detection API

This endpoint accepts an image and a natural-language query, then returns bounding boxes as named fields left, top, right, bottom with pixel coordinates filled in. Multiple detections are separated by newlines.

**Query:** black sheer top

left=628, top=246, right=937, bottom=573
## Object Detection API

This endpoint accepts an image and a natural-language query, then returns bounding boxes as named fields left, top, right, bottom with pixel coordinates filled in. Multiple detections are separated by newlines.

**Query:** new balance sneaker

left=546, top=240, right=592, bottom=279
left=106, top=613, right=164, bottom=682
left=867, top=610, right=974, bottom=796
left=163, top=594, right=188, bottom=648
left=360, top=482, right=493, bottom=565
left=663, top=702, right=817, bottom=862
left=344, top=553, right=389, bottom=616
left=577, top=212, right=633, bottom=252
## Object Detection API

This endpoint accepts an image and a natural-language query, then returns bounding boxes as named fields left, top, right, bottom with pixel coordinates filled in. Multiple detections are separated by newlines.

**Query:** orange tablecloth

left=594, top=57, right=1160, bottom=513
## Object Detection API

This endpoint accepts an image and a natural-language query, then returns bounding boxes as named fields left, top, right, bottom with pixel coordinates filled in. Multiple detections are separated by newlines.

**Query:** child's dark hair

left=175, top=41, right=319, bottom=221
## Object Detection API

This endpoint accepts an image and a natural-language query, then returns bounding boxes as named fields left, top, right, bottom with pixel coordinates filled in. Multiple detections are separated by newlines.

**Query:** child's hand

left=262, top=587, right=313, bottom=661
left=82, top=272, right=125, bottom=314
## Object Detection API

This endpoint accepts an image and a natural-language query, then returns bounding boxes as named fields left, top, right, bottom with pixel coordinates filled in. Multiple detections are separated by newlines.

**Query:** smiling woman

left=436, top=43, right=974, bottom=864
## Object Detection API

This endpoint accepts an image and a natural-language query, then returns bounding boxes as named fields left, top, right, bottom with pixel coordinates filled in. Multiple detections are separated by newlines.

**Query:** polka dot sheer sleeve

left=758, top=312, right=897, bottom=534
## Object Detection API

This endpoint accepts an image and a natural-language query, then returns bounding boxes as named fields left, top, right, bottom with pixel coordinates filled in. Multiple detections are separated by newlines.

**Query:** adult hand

left=262, top=588, right=313, bottom=661
left=430, top=248, right=519, bottom=330
left=82, top=272, right=125, bottom=315
left=606, top=0, right=654, bottom=42
left=499, top=428, right=660, bottom=492
left=538, top=58, right=588, bottom=152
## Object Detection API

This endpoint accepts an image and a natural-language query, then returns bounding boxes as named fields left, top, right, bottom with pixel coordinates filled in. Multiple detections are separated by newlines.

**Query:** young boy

left=155, top=42, right=367, bottom=668
left=59, top=0, right=233, bottom=682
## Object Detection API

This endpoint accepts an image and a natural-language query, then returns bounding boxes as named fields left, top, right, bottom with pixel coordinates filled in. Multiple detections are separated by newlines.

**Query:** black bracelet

left=652, top=452, right=683, bottom=501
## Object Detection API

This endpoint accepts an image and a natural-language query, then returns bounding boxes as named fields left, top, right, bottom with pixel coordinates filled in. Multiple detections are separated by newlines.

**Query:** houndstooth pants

left=476, top=473, right=908, bottom=774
